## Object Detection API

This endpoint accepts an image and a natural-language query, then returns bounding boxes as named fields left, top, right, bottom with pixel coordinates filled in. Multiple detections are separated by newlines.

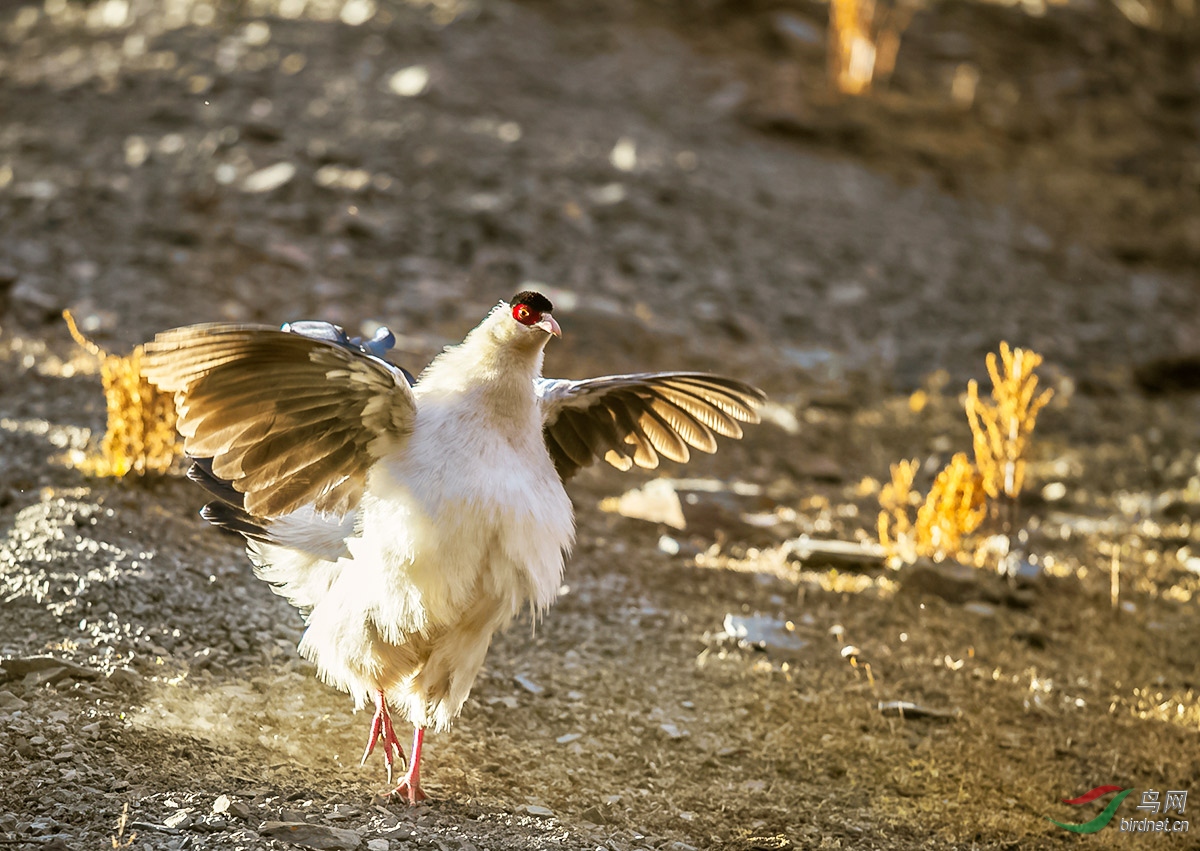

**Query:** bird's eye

left=513, top=304, right=538, bottom=325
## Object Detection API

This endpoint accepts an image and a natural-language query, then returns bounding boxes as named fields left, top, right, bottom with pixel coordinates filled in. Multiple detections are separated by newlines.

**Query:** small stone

left=24, top=668, right=67, bottom=688
left=525, top=805, right=554, bottom=817
left=659, top=723, right=687, bottom=739
left=579, top=806, right=608, bottom=825
left=2, top=656, right=99, bottom=679
left=555, top=733, right=581, bottom=744
left=601, top=479, right=685, bottom=529
left=771, top=12, right=822, bottom=50
left=876, top=700, right=960, bottom=721
left=29, top=818, right=59, bottom=835
left=225, top=798, right=250, bottom=820
left=366, top=840, right=389, bottom=851
left=513, top=674, right=543, bottom=695
left=241, top=162, right=297, bottom=194
left=963, top=602, right=996, bottom=617
left=258, top=822, right=362, bottom=850
left=722, top=614, right=809, bottom=655
left=106, top=667, right=143, bottom=691
left=0, top=691, right=28, bottom=712
left=212, top=795, right=232, bottom=814
left=163, top=811, right=193, bottom=829
left=610, top=137, right=637, bottom=172
left=387, top=65, right=429, bottom=97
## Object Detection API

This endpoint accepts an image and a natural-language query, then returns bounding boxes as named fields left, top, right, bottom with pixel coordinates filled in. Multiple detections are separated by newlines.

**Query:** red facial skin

left=513, top=303, right=542, bottom=325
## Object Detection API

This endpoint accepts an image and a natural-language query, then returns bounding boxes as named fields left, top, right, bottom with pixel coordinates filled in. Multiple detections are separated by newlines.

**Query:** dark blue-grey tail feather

left=188, top=456, right=270, bottom=543
left=187, top=457, right=243, bottom=505
left=199, top=501, right=271, bottom=543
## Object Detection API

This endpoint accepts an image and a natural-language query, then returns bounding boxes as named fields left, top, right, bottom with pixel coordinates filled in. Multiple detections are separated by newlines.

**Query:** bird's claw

left=391, top=774, right=427, bottom=805
left=361, top=693, right=406, bottom=783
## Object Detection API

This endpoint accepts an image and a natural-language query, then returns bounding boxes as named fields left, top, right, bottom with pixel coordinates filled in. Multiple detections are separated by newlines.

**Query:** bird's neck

left=420, top=323, right=546, bottom=419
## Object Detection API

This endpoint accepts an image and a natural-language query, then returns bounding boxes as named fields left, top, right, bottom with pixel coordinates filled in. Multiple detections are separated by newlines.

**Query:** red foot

left=390, top=727, right=427, bottom=805
left=361, top=691, right=406, bottom=784
left=393, top=775, right=427, bottom=805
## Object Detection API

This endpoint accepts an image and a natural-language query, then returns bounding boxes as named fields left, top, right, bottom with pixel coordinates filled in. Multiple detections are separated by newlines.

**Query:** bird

left=140, top=290, right=764, bottom=804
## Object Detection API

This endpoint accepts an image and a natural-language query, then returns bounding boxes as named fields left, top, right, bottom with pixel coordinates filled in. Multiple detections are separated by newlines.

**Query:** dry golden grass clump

left=878, top=453, right=987, bottom=566
left=878, top=342, right=1053, bottom=567
left=965, top=341, right=1054, bottom=501
left=877, top=457, right=919, bottom=565
left=64, top=310, right=180, bottom=477
left=828, top=0, right=917, bottom=95
left=914, top=452, right=987, bottom=560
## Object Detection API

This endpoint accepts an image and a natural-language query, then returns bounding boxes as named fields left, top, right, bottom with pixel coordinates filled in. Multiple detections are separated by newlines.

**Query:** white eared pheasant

left=141, top=291, right=763, bottom=804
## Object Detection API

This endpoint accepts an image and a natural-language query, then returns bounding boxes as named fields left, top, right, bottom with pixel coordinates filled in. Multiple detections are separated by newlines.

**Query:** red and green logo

left=1047, top=785, right=1134, bottom=834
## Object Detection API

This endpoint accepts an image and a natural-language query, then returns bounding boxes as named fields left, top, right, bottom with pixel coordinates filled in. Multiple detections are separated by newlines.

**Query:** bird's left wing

left=141, top=323, right=416, bottom=518
left=536, top=373, right=765, bottom=480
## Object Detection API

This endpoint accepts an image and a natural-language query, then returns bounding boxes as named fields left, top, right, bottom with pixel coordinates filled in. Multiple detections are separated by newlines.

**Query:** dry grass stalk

left=1110, top=549, right=1121, bottom=612
left=827, top=0, right=918, bottom=95
left=111, top=802, right=136, bottom=848
left=914, top=452, right=987, bottom=561
left=64, top=310, right=180, bottom=477
left=965, top=342, right=1054, bottom=501
left=877, top=458, right=919, bottom=565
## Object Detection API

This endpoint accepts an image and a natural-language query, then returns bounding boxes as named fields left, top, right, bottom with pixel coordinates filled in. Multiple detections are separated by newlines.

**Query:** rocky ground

left=1, top=0, right=1199, bottom=849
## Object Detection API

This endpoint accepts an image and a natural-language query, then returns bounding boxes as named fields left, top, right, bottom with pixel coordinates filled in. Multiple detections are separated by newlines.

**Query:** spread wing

left=536, top=373, right=765, bottom=480
left=141, top=323, right=416, bottom=518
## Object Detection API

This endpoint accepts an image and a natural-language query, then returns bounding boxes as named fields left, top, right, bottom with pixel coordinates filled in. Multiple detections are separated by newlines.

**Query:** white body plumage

left=252, top=305, right=574, bottom=732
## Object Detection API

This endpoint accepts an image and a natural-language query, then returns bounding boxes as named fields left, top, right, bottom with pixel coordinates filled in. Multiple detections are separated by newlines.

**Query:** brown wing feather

left=141, top=323, right=415, bottom=518
left=540, top=372, right=764, bottom=480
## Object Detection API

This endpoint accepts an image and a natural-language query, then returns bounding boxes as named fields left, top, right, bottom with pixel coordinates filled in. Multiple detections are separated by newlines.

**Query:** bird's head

left=503, top=290, right=561, bottom=343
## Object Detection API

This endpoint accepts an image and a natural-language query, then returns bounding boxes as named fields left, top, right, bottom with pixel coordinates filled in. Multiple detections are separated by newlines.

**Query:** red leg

left=360, top=691, right=406, bottom=784
left=392, top=727, right=426, bottom=804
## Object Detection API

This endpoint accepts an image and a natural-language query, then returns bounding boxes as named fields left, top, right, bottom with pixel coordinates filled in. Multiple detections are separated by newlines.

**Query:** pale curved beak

left=537, top=314, right=562, bottom=338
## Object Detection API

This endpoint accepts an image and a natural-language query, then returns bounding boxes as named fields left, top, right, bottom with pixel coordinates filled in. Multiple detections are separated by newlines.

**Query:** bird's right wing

left=536, top=373, right=765, bottom=480
left=142, top=323, right=416, bottom=519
